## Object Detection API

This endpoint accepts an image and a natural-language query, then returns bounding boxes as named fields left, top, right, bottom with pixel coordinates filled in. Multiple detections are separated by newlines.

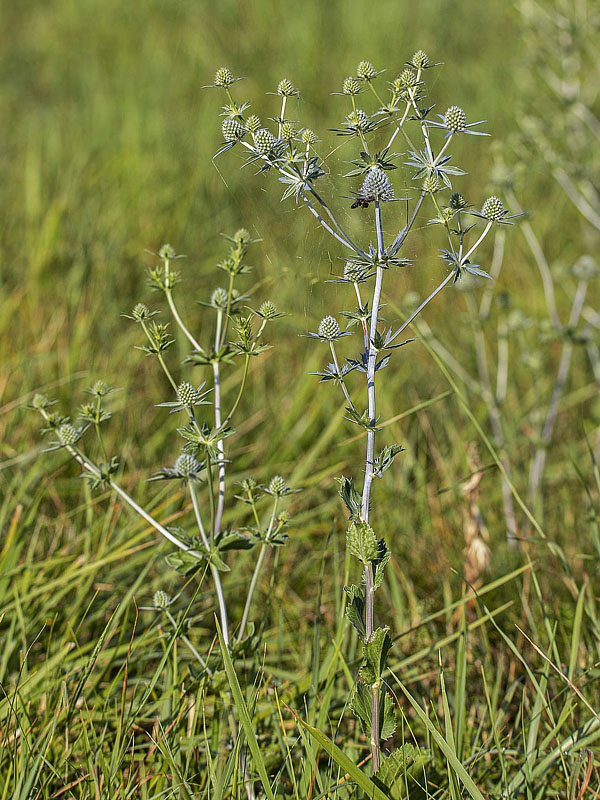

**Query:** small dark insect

left=351, top=196, right=375, bottom=209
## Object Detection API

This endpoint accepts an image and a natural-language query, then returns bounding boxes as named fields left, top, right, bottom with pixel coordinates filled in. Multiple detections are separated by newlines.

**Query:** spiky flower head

left=423, top=173, right=439, bottom=194
left=449, top=192, right=468, bottom=210
left=343, top=76, right=361, bottom=95
left=444, top=106, right=467, bottom=133
left=174, top=453, right=201, bottom=479
left=214, top=67, right=235, bottom=87
left=411, top=50, right=430, bottom=69
left=241, top=476, right=257, bottom=492
left=159, top=243, right=176, bottom=260
left=253, top=128, right=277, bottom=154
left=349, top=109, right=370, bottom=131
left=344, top=261, right=367, bottom=282
left=90, top=380, right=108, bottom=397
left=153, top=590, right=170, bottom=609
left=399, top=68, right=418, bottom=88
left=244, top=114, right=261, bottom=134
left=301, top=128, right=317, bottom=145
left=362, top=166, right=394, bottom=201
left=32, top=393, right=50, bottom=410
left=318, top=315, right=341, bottom=340
left=280, top=122, right=296, bottom=141
left=259, top=300, right=278, bottom=319
left=58, top=423, right=79, bottom=446
left=277, top=78, right=297, bottom=97
left=177, top=381, right=198, bottom=407
left=211, top=287, right=228, bottom=308
left=481, top=196, right=505, bottom=221
left=131, top=303, right=150, bottom=322
left=269, top=475, right=287, bottom=496
left=233, top=228, right=251, bottom=245
left=357, top=60, right=376, bottom=81
left=222, top=118, right=245, bottom=142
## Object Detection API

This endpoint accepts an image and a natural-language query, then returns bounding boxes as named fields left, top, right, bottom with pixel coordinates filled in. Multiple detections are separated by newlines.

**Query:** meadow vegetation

left=1, top=1, right=599, bottom=797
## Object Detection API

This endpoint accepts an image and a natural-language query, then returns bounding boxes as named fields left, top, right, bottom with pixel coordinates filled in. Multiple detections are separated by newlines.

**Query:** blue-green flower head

left=174, top=454, right=201, bottom=479
left=449, top=192, right=468, bottom=210
left=362, top=167, right=393, bottom=201
left=277, top=78, right=298, bottom=97
left=269, top=475, right=287, bottom=496
left=280, top=122, right=296, bottom=141
left=481, top=196, right=505, bottom=221
left=301, top=128, right=318, bottom=145
left=443, top=106, right=467, bottom=133
left=177, top=382, right=198, bottom=407
left=318, top=316, right=341, bottom=340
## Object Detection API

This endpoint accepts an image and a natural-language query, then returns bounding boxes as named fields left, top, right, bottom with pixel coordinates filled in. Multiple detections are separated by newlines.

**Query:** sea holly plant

left=213, top=54, right=520, bottom=773
left=31, top=231, right=295, bottom=660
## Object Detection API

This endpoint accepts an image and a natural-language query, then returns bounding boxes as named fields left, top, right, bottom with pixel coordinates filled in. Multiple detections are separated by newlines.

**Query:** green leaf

left=344, top=584, right=366, bottom=639
left=380, top=689, right=397, bottom=739
left=375, top=744, right=430, bottom=799
left=165, top=550, right=204, bottom=576
left=373, top=538, right=391, bottom=590
left=216, top=620, right=277, bottom=800
left=336, top=475, right=362, bottom=521
left=288, top=710, right=390, bottom=800
left=346, top=520, right=378, bottom=564
left=361, top=626, right=392, bottom=684
left=350, top=682, right=396, bottom=740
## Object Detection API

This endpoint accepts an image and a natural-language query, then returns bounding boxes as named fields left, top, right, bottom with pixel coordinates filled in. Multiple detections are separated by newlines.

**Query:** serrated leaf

left=346, top=520, right=378, bottom=564
left=344, top=584, right=366, bottom=639
left=336, top=475, right=361, bottom=520
left=375, top=744, right=430, bottom=799
left=380, top=689, right=397, bottom=739
left=373, top=538, right=391, bottom=590
left=164, top=550, right=204, bottom=576
left=361, top=626, right=392, bottom=684
left=350, top=682, right=372, bottom=732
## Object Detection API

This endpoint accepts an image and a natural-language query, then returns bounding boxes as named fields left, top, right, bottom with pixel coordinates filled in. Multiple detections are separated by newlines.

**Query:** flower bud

left=222, top=118, right=245, bottom=142
left=342, top=76, right=361, bottom=95
left=269, top=475, right=287, bottom=496
left=91, top=380, right=109, bottom=397
left=423, top=173, right=439, bottom=194
left=318, top=315, right=341, bottom=340
left=211, top=287, right=228, bottom=308
left=357, top=60, right=376, bottom=81
left=214, top=67, right=234, bottom=87
left=244, top=114, right=261, bottom=134
left=280, top=122, right=296, bottom=141
left=349, top=109, right=370, bottom=131
left=443, top=106, right=467, bottom=133
left=153, top=590, right=170, bottom=609
left=32, top=393, right=50, bottom=410
left=233, top=228, right=251, bottom=245
left=481, top=195, right=505, bottom=221
left=411, top=50, right=430, bottom=69
left=58, top=423, right=79, bottom=446
left=449, top=192, right=467, bottom=210
left=159, top=243, right=176, bottom=260
left=177, top=382, right=198, bottom=407
left=277, top=78, right=297, bottom=97
left=398, top=69, right=417, bottom=88
left=253, top=128, right=277, bottom=154
left=344, top=262, right=367, bottom=282
left=174, top=454, right=201, bottom=478
left=241, top=476, right=257, bottom=492
left=259, top=300, right=277, bottom=319
left=301, top=128, right=317, bottom=145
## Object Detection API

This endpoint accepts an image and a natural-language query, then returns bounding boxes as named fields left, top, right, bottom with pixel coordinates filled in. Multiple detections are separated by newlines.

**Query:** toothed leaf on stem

left=373, top=538, right=391, bottom=590
left=347, top=520, right=378, bottom=564
left=372, top=444, right=405, bottom=479
left=344, top=583, right=366, bottom=638
left=361, top=626, right=393, bottom=685
left=336, top=475, right=362, bottom=520
left=374, top=744, right=430, bottom=799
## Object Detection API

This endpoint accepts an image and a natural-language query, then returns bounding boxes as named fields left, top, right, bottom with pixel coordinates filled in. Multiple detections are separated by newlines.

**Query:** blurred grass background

left=1, top=0, right=599, bottom=796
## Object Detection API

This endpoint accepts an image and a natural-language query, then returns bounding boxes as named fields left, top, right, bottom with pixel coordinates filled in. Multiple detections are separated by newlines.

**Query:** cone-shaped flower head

left=174, top=454, right=201, bottom=479
left=253, top=128, right=277, bottom=153
left=214, top=67, right=234, bottom=87
left=481, top=196, right=505, bottom=221
left=343, top=77, right=361, bottom=95
left=269, top=475, right=287, bottom=496
left=153, top=590, right=170, bottom=609
left=177, top=382, right=198, bottom=407
left=357, top=60, right=376, bottom=81
left=362, top=167, right=393, bottom=200
left=318, top=315, right=341, bottom=340
left=443, top=106, right=467, bottom=133
left=245, top=114, right=261, bottom=134
left=58, top=423, right=79, bottom=446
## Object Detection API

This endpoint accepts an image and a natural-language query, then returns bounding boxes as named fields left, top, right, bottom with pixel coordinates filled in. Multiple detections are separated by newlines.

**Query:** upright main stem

left=361, top=200, right=386, bottom=774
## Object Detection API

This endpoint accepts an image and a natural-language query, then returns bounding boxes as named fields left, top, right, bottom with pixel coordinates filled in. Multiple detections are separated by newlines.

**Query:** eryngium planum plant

left=212, top=54, right=521, bottom=773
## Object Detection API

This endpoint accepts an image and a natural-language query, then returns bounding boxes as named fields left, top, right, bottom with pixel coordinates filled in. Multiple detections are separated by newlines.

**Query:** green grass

left=1, top=0, right=600, bottom=797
